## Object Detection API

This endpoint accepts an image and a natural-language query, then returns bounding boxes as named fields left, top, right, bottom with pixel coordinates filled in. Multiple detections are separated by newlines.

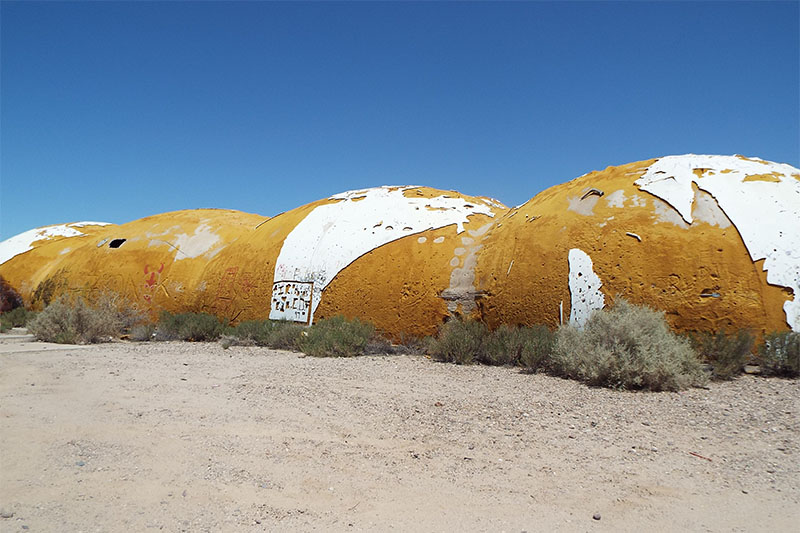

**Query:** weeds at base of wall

left=224, top=319, right=305, bottom=350
left=298, top=315, right=375, bottom=357
left=690, top=329, right=754, bottom=381
left=27, top=292, right=145, bottom=344
left=759, top=331, right=800, bottom=377
left=0, top=307, right=37, bottom=332
left=156, top=311, right=227, bottom=342
left=550, top=300, right=707, bottom=391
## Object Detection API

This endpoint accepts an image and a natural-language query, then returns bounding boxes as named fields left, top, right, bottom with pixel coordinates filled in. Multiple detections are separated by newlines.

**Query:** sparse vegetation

left=225, top=319, right=304, bottom=350
left=550, top=299, right=706, bottom=391
left=428, top=318, right=488, bottom=365
left=758, top=331, right=800, bottom=378
left=1, top=306, right=37, bottom=332
left=156, top=311, right=227, bottom=342
left=27, top=291, right=144, bottom=344
left=691, top=329, right=754, bottom=380
left=130, top=323, right=156, bottom=341
left=298, top=315, right=375, bottom=357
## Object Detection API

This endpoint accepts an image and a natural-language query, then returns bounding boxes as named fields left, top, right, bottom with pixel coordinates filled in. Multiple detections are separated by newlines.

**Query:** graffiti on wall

left=270, top=280, right=313, bottom=323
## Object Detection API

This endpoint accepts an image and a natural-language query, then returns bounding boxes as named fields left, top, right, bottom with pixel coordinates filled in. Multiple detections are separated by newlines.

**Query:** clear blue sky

left=1, top=1, right=798, bottom=239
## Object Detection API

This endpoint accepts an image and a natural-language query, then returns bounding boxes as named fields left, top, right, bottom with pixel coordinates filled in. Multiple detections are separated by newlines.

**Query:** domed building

left=1, top=155, right=797, bottom=338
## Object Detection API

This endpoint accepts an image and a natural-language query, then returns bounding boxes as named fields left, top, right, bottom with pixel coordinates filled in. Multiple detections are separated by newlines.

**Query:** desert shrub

left=551, top=299, right=706, bottom=391
left=28, top=295, right=127, bottom=344
left=228, top=320, right=274, bottom=345
left=268, top=321, right=305, bottom=350
left=130, top=323, right=156, bottom=341
left=517, top=325, right=556, bottom=371
left=428, top=318, right=488, bottom=365
left=299, top=315, right=375, bottom=357
left=759, top=331, right=800, bottom=378
left=1, top=306, right=37, bottom=332
left=482, top=325, right=524, bottom=366
left=0, top=276, right=23, bottom=312
left=156, top=311, right=226, bottom=342
left=480, top=324, right=556, bottom=367
left=226, top=319, right=304, bottom=350
left=691, top=329, right=754, bottom=380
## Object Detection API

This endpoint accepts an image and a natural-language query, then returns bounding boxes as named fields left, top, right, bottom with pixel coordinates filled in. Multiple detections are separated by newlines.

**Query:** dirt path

left=1, top=338, right=798, bottom=532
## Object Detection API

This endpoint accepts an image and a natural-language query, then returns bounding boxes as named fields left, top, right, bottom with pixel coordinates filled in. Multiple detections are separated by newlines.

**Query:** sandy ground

left=0, top=333, right=798, bottom=532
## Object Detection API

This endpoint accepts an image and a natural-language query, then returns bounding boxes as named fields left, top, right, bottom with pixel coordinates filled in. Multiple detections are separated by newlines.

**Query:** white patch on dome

left=605, top=190, right=626, bottom=208
left=568, top=248, right=605, bottom=328
left=636, top=154, right=800, bottom=331
left=0, top=222, right=110, bottom=265
left=270, top=186, right=497, bottom=324
left=171, top=222, right=222, bottom=260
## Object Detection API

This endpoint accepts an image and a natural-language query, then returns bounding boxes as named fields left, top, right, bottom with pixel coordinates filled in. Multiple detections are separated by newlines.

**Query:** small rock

left=75, top=461, right=85, bottom=467
left=0, top=509, right=13, bottom=519
left=593, top=513, right=601, bottom=520
left=743, top=365, right=761, bottom=375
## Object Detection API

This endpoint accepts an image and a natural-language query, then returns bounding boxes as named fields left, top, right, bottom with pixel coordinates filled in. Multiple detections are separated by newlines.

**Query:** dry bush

left=27, top=291, right=142, bottom=344
left=691, top=329, right=754, bottom=380
left=299, top=315, right=375, bottom=357
left=1, top=306, right=36, bottom=332
left=552, top=299, right=706, bottom=391
left=156, top=311, right=226, bottom=342
left=226, top=319, right=304, bottom=350
left=130, top=323, right=156, bottom=341
left=428, top=318, right=488, bottom=365
left=759, top=331, right=800, bottom=378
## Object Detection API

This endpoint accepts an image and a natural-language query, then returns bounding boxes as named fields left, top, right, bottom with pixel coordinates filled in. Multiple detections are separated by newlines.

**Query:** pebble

left=593, top=513, right=601, bottom=520
left=0, top=509, right=13, bottom=519
left=76, top=461, right=85, bottom=467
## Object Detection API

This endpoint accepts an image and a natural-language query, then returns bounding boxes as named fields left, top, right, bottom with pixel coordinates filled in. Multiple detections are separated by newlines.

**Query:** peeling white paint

left=636, top=155, right=800, bottom=330
left=171, top=223, right=223, bottom=260
left=0, top=222, right=110, bottom=265
left=605, top=190, right=626, bottom=208
left=568, top=248, right=605, bottom=328
left=270, top=186, right=497, bottom=323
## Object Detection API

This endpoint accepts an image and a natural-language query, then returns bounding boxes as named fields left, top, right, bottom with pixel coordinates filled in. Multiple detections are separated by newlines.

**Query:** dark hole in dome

left=108, top=239, right=126, bottom=249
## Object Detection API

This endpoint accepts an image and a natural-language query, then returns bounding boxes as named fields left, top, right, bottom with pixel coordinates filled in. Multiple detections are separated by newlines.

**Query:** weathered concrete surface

left=1, top=155, right=798, bottom=337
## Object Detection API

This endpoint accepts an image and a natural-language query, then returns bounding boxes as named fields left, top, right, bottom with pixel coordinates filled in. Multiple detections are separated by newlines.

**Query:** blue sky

left=1, top=1, right=798, bottom=239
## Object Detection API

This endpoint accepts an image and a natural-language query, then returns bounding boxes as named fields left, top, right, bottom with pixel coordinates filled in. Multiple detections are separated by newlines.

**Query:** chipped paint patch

left=567, top=193, right=600, bottom=215
left=653, top=198, right=690, bottom=228
left=171, top=223, right=223, bottom=260
left=568, top=248, right=605, bottom=328
left=692, top=189, right=731, bottom=228
left=636, top=154, right=800, bottom=330
left=605, top=190, right=626, bottom=208
left=0, top=222, right=110, bottom=265
left=271, top=186, right=496, bottom=323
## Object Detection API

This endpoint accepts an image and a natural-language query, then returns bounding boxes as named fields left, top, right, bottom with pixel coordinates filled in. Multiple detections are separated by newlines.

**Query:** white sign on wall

left=270, top=280, right=313, bottom=324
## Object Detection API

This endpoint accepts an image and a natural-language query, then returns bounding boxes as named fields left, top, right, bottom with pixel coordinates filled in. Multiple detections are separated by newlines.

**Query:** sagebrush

left=1, top=306, right=36, bottom=332
left=759, top=331, right=800, bottom=377
left=226, top=319, right=304, bottom=350
left=691, top=329, right=754, bottom=380
left=28, top=291, right=144, bottom=344
left=298, top=315, right=375, bottom=357
left=156, top=311, right=226, bottom=341
left=428, top=318, right=488, bottom=365
left=551, top=299, right=706, bottom=391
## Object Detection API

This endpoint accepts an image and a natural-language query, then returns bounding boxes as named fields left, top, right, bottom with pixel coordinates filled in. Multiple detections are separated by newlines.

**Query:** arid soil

left=1, top=334, right=798, bottom=532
